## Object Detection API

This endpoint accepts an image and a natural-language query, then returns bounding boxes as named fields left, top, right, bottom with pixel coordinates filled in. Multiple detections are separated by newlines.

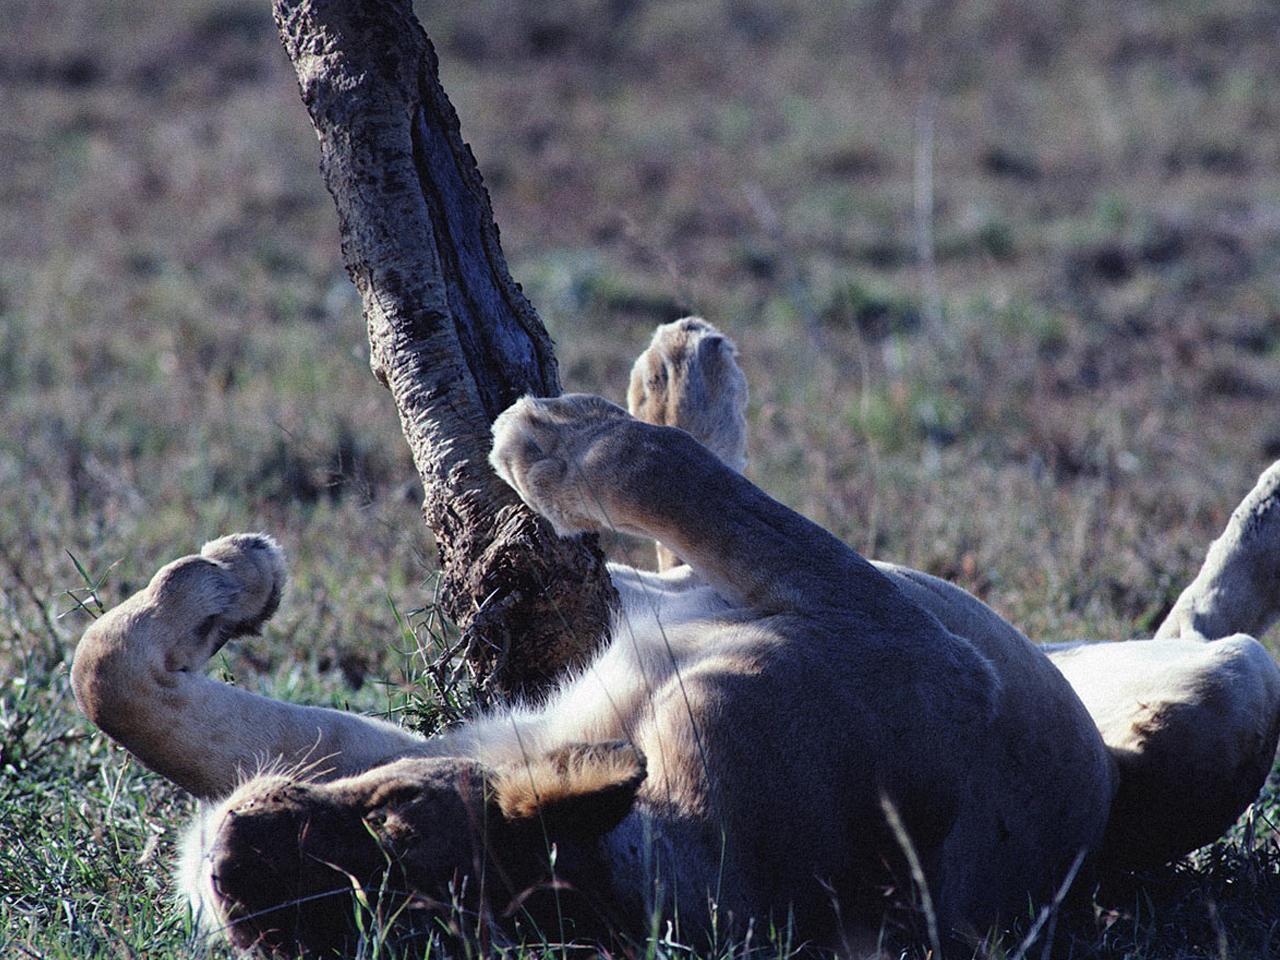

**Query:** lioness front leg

left=490, top=394, right=897, bottom=616
left=626, top=317, right=749, bottom=571
left=71, top=534, right=424, bottom=799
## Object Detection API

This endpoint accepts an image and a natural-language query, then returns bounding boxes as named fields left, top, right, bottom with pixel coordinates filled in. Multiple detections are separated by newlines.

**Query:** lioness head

left=191, top=744, right=647, bottom=956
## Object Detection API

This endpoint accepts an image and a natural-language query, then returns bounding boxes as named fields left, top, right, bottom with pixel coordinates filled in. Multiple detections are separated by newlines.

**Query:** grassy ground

left=3, top=0, right=1280, bottom=956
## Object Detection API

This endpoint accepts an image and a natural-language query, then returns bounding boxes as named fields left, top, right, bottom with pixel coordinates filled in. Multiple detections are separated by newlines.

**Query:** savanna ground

left=4, top=0, right=1280, bottom=956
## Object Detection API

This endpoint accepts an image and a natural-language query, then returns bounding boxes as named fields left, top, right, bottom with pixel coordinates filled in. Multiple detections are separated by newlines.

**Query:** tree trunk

left=272, top=0, right=617, bottom=700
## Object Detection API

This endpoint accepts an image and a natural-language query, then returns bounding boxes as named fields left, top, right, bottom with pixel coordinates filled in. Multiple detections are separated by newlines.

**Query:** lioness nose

left=208, top=791, right=366, bottom=955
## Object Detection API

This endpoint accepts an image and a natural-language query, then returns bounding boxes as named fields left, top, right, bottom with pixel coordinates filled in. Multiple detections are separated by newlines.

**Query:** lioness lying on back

left=71, top=319, right=1280, bottom=956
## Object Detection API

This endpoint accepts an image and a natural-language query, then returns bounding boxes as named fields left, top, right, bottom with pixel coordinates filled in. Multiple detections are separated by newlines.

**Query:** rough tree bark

left=272, top=0, right=617, bottom=700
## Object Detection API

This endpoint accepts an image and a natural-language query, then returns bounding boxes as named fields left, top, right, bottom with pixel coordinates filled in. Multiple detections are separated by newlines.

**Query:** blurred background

left=3, top=0, right=1280, bottom=953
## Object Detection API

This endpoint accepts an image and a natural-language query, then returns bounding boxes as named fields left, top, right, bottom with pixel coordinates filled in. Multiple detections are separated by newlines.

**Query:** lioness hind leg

left=1156, top=460, right=1280, bottom=641
left=1048, top=461, right=1280, bottom=867
left=1049, top=634, right=1280, bottom=867
left=627, top=317, right=749, bottom=571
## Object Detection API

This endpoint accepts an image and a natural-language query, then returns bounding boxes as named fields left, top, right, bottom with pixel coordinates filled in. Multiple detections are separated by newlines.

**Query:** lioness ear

left=492, top=741, right=646, bottom=837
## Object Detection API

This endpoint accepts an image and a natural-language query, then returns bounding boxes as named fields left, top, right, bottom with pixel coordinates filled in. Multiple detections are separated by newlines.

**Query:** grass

left=4, top=0, right=1280, bottom=955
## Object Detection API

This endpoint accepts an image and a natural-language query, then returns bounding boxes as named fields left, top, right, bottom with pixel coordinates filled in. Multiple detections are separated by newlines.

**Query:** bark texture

left=273, top=0, right=617, bottom=700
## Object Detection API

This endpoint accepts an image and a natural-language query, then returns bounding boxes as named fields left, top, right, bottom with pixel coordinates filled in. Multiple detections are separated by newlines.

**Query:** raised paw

left=627, top=317, right=748, bottom=473
left=72, top=533, right=288, bottom=741
left=198, top=533, right=287, bottom=638
left=140, top=533, right=286, bottom=671
left=1155, top=460, right=1280, bottom=641
left=490, top=394, right=635, bottom=537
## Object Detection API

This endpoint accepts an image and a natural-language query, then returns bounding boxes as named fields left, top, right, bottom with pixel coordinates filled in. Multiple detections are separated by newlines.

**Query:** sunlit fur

left=71, top=318, right=1280, bottom=955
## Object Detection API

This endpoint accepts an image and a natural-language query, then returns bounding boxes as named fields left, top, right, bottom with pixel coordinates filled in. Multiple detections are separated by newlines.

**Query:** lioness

left=71, top=319, right=1280, bottom=956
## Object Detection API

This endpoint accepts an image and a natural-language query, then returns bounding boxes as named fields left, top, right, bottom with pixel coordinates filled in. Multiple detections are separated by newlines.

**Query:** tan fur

left=627, top=317, right=748, bottom=472
left=627, top=318, right=749, bottom=571
left=71, top=534, right=426, bottom=799
left=1156, top=460, right=1280, bottom=642
left=1048, top=634, right=1280, bottom=867
left=878, top=560, right=1280, bottom=869
left=492, top=741, right=647, bottom=821
left=71, top=319, right=1280, bottom=956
